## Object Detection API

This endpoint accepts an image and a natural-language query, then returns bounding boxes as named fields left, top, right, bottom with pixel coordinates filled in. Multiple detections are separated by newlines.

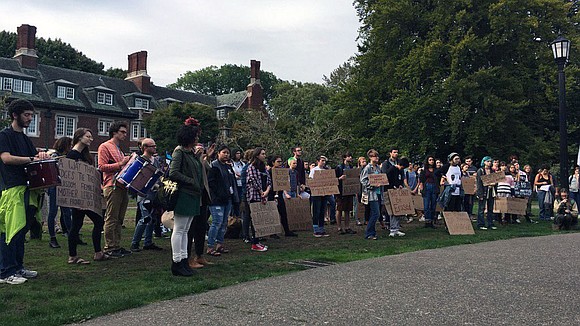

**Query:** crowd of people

left=0, top=99, right=578, bottom=283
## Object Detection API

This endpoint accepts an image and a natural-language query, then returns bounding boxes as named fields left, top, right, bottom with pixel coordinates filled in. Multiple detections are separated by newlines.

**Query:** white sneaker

left=515, top=219, right=521, bottom=224
left=0, top=275, right=27, bottom=285
left=395, top=231, right=406, bottom=236
left=389, top=232, right=397, bottom=237
left=16, top=268, right=38, bottom=279
left=406, top=217, right=414, bottom=224
left=419, top=216, right=425, bottom=222
left=437, top=214, right=443, bottom=220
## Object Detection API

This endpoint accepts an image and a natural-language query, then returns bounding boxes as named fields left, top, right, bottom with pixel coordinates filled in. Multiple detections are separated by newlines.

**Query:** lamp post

left=551, top=35, right=571, bottom=189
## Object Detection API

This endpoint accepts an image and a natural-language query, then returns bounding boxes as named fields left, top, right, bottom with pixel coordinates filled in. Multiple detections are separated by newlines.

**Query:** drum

left=25, top=159, right=62, bottom=190
left=116, top=154, right=145, bottom=188
left=128, top=165, right=163, bottom=197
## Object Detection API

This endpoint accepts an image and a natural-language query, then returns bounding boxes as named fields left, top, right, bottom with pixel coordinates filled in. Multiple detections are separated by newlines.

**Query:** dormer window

left=1, top=77, right=33, bottom=94
left=135, top=98, right=149, bottom=110
left=217, top=109, right=227, bottom=120
left=57, top=85, right=75, bottom=99
left=2, top=77, right=12, bottom=90
left=97, top=92, right=114, bottom=105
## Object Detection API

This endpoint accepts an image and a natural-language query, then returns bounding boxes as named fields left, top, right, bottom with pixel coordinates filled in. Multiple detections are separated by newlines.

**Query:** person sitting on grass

left=553, top=188, right=578, bottom=231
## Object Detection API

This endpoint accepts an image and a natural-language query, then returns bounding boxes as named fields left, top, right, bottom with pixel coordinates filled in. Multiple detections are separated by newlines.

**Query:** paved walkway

left=78, top=233, right=580, bottom=325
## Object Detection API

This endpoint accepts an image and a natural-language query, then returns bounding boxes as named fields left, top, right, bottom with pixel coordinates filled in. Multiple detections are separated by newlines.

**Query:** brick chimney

left=246, top=60, right=263, bottom=109
left=125, top=51, right=151, bottom=94
left=14, top=24, right=38, bottom=69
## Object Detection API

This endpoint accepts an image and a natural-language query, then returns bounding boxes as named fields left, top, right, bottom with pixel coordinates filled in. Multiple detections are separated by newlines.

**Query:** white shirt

left=446, top=165, right=462, bottom=196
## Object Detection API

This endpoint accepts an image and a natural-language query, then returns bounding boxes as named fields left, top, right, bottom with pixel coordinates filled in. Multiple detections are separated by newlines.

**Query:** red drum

left=25, top=159, right=62, bottom=190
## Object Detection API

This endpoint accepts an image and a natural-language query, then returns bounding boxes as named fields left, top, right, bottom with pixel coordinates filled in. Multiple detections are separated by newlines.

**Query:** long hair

left=250, top=147, right=266, bottom=171
left=72, top=128, right=94, bottom=165
left=53, top=136, right=72, bottom=155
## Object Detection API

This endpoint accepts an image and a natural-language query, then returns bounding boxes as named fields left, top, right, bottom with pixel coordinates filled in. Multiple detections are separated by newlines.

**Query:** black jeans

left=68, top=208, right=104, bottom=257
left=276, top=196, right=291, bottom=234
left=187, top=204, right=209, bottom=258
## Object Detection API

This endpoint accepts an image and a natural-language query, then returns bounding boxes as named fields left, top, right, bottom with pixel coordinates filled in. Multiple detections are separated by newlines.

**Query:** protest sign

left=412, top=194, right=424, bottom=211
left=356, top=198, right=366, bottom=220
left=369, top=173, right=389, bottom=187
left=514, top=181, right=532, bottom=197
left=386, top=188, right=415, bottom=215
left=481, top=172, right=506, bottom=186
left=307, top=169, right=339, bottom=196
left=494, top=197, right=528, bottom=215
left=285, top=198, right=312, bottom=231
left=272, top=168, right=291, bottom=192
left=342, top=168, right=361, bottom=196
left=462, top=176, right=477, bottom=195
left=57, top=158, right=102, bottom=216
left=443, top=212, right=475, bottom=235
left=250, top=201, right=282, bottom=237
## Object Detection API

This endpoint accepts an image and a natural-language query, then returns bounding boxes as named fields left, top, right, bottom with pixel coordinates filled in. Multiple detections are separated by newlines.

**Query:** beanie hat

left=447, top=152, right=459, bottom=162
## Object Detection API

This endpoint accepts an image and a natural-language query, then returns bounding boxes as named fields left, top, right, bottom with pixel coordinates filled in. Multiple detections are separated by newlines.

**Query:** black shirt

left=66, top=149, right=84, bottom=162
left=0, top=126, right=37, bottom=189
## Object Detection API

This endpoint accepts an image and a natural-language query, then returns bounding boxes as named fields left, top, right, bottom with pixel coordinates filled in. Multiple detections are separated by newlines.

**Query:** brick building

left=0, top=24, right=263, bottom=153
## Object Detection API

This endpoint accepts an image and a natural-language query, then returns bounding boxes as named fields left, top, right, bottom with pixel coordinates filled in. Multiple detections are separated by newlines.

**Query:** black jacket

left=208, top=160, right=239, bottom=206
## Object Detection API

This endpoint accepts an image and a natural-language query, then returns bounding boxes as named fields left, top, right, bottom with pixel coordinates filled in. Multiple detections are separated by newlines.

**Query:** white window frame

left=217, top=109, right=226, bottom=120
left=97, top=92, right=113, bottom=105
left=12, top=79, right=22, bottom=93
left=57, top=86, right=66, bottom=99
left=22, top=80, right=32, bottom=94
left=24, top=113, right=40, bottom=137
left=98, top=119, right=113, bottom=136
left=55, top=114, right=77, bottom=138
left=131, top=122, right=147, bottom=141
left=2, top=77, right=12, bottom=90
left=135, top=98, right=149, bottom=110
left=57, top=86, right=74, bottom=99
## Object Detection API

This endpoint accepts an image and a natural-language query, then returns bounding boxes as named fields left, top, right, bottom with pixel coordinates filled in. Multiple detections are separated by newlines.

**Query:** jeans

left=423, top=183, right=437, bottom=222
left=171, top=214, right=194, bottom=262
left=537, top=191, right=552, bottom=220
left=390, top=215, right=402, bottom=232
left=477, top=197, right=495, bottom=228
left=570, top=191, right=580, bottom=211
left=365, top=200, right=380, bottom=238
left=187, top=204, right=209, bottom=258
left=311, top=196, right=327, bottom=233
left=327, top=195, right=336, bottom=223
left=47, top=187, right=72, bottom=236
left=463, top=194, right=474, bottom=215
left=207, top=200, right=232, bottom=248
left=276, top=196, right=291, bottom=234
left=0, top=204, right=36, bottom=278
left=131, top=201, right=155, bottom=247
left=241, top=200, right=254, bottom=241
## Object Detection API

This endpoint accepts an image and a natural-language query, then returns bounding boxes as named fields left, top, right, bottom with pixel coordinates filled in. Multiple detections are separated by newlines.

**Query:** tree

left=168, top=64, right=282, bottom=103
left=144, top=102, right=219, bottom=154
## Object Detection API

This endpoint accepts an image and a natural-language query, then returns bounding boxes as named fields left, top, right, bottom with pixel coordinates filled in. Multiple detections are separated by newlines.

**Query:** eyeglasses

left=296, top=149, right=302, bottom=152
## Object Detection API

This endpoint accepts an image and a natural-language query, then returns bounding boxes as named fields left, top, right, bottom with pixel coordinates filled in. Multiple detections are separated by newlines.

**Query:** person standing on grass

left=384, top=157, right=410, bottom=237
left=419, top=156, right=438, bottom=228
left=335, top=152, right=356, bottom=235
left=534, top=165, right=554, bottom=221
left=246, top=147, right=271, bottom=251
left=66, top=128, right=108, bottom=264
left=130, top=138, right=164, bottom=253
left=270, top=156, right=297, bottom=237
left=97, top=121, right=132, bottom=258
left=168, top=118, right=204, bottom=277
left=207, top=145, right=239, bottom=256
left=356, top=156, right=368, bottom=226
left=0, top=99, right=51, bottom=285
left=292, top=146, right=307, bottom=191
left=438, top=153, right=463, bottom=212
left=476, top=156, right=497, bottom=230
left=360, top=149, right=382, bottom=240
left=309, top=155, right=330, bottom=238
left=47, top=136, right=72, bottom=249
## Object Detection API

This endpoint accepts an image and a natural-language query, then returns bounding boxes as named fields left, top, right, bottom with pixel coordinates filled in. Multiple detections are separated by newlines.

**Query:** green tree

left=144, top=102, right=219, bottom=154
left=168, top=64, right=282, bottom=103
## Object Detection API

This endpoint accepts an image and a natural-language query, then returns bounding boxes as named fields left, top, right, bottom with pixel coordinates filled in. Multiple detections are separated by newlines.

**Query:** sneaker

left=118, top=248, right=133, bottom=255
left=313, top=232, right=323, bottom=238
left=106, top=249, right=124, bottom=258
left=389, top=232, right=397, bottom=237
left=130, top=244, right=142, bottom=252
left=394, top=231, right=405, bottom=236
left=320, top=232, right=330, bottom=237
left=365, top=235, right=378, bottom=240
left=479, top=226, right=488, bottom=230
left=251, top=244, right=268, bottom=252
left=419, top=216, right=425, bottom=222
left=0, top=275, right=27, bottom=285
left=243, top=238, right=251, bottom=243
left=490, top=226, right=498, bottom=230
left=16, top=268, right=38, bottom=279
left=143, top=243, right=163, bottom=251
left=515, top=219, right=521, bottom=224
left=406, top=217, right=414, bottom=224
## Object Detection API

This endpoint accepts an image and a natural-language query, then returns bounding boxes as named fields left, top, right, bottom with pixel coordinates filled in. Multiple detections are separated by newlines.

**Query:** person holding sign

left=476, top=156, right=497, bottom=230
left=419, top=156, right=439, bottom=228
left=66, top=128, right=108, bottom=264
left=309, top=156, right=331, bottom=237
left=335, top=152, right=356, bottom=235
left=246, top=147, right=271, bottom=251
left=360, top=149, right=383, bottom=240
left=0, top=99, right=50, bottom=285
left=384, top=157, right=409, bottom=237
left=438, top=152, right=463, bottom=212
left=534, top=165, right=554, bottom=221
left=269, top=157, right=297, bottom=237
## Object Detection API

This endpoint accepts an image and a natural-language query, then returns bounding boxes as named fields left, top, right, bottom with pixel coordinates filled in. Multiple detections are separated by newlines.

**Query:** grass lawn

left=1, top=202, right=576, bottom=325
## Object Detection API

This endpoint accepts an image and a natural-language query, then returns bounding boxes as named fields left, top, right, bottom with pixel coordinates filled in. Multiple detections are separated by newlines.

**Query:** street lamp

left=550, top=35, right=571, bottom=189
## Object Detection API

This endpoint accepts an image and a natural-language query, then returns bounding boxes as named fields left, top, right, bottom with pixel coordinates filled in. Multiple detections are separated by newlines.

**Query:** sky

left=0, top=0, right=361, bottom=87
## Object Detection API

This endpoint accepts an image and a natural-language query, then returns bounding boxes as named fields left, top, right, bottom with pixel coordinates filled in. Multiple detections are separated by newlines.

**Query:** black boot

left=181, top=259, right=194, bottom=275
left=172, top=260, right=193, bottom=277
left=49, top=237, right=61, bottom=248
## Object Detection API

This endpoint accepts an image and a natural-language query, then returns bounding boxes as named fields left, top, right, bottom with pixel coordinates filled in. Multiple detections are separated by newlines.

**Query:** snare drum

left=25, top=159, right=62, bottom=190
left=128, top=164, right=163, bottom=197
left=116, top=154, right=145, bottom=188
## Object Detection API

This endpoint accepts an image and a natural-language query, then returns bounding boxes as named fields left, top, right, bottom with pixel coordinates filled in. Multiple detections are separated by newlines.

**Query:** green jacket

left=169, top=146, right=202, bottom=197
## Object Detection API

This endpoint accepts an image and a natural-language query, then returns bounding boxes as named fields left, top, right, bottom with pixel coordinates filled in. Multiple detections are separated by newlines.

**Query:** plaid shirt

left=246, top=164, right=271, bottom=202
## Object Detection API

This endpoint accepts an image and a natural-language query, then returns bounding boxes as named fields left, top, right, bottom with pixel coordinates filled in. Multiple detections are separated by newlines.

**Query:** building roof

left=216, top=90, right=247, bottom=109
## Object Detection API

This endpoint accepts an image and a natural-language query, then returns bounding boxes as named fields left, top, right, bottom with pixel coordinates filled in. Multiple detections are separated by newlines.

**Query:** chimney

left=246, top=60, right=263, bottom=109
left=125, top=51, right=151, bottom=94
left=14, top=24, right=38, bottom=69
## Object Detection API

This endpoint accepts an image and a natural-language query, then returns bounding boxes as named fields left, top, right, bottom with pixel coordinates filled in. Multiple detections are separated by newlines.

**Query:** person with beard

left=438, top=153, right=463, bottom=212
left=291, top=146, right=306, bottom=192
left=0, top=99, right=50, bottom=284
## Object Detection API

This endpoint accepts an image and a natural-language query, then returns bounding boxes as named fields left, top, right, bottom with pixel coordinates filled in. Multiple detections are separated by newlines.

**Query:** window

left=98, top=119, right=113, bottom=136
left=12, top=79, right=22, bottom=93
left=55, top=115, right=77, bottom=138
left=97, top=92, right=113, bottom=105
left=57, top=86, right=74, bottom=99
left=217, top=109, right=227, bottom=120
left=24, top=113, right=40, bottom=137
left=1, top=78, right=32, bottom=93
left=131, top=122, right=147, bottom=141
left=23, top=80, right=32, bottom=94
left=135, top=98, right=149, bottom=110
left=2, top=77, right=12, bottom=90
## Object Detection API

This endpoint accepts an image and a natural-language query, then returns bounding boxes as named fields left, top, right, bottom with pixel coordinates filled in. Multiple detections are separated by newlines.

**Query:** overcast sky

left=0, top=0, right=361, bottom=87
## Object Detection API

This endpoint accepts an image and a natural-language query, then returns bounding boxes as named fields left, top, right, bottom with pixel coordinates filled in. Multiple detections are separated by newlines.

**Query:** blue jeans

left=0, top=204, right=35, bottom=278
left=477, top=197, right=495, bottom=228
left=327, top=195, right=336, bottom=222
left=365, top=200, right=380, bottom=238
left=537, top=191, right=552, bottom=220
left=423, top=183, right=437, bottom=222
left=208, top=201, right=232, bottom=248
left=131, top=201, right=155, bottom=247
left=311, top=196, right=327, bottom=233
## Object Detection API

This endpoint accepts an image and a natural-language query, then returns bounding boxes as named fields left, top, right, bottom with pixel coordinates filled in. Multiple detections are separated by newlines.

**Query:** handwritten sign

left=285, top=198, right=312, bottom=231
left=494, top=197, right=527, bottom=215
left=461, top=176, right=477, bottom=195
left=307, top=169, right=339, bottom=196
left=369, top=173, right=389, bottom=187
left=250, top=201, right=282, bottom=237
left=356, top=199, right=366, bottom=220
left=443, top=212, right=475, bottom=235
left=56, top=158, right=103, bottom=216
left=481, top=172, right=506, bottom=186
left=514, top=181, right=532, bottom=198
left=342, top=168, right=361, bottom=196
left=272, top=168, right=291, bottom=192
left=412, top=194, right=424, bottom=211
left=386, top=188, right=415, bottom=215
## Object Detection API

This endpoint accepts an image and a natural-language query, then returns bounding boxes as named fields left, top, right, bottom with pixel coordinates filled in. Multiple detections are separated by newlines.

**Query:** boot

left=171, top=260, right=193, bottom=277
left=49, top=237, right=61, bottom=248
left=181, top=259, right=195, bottom=274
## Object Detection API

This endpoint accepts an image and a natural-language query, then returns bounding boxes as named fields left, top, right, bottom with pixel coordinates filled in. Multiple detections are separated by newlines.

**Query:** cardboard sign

left=56, top=158, right=103, bottom=216
left=412, top=194, right=424, bottom=211
left=443, top=212, right=475, bottom=235
left=250, top=201, right=282, bottom=237
left=307, top=169, right=339, bottom=196
left=462, top=176, right=477, bottom=195
left=383, top=191, right=393, bottom=216
left=386, top=188, right=415, bottom=215
left=272, top=168, right=291, bottom=192
left=369, top=173, right=389, bottom=187
left=494, top=197, right=528, bottom=215
left=342, top=168, right=361, bottom=196
left=481, top=172, right=506, bottom=186
left=285, top=198, right=312, bottom=231
left=356, top=199, right=366, bottom=220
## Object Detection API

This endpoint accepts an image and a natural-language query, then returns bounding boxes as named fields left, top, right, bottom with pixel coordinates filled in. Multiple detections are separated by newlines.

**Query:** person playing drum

left=130, top=138, right=164, bottom=252
left=0, top=99, right=50, bottom=285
